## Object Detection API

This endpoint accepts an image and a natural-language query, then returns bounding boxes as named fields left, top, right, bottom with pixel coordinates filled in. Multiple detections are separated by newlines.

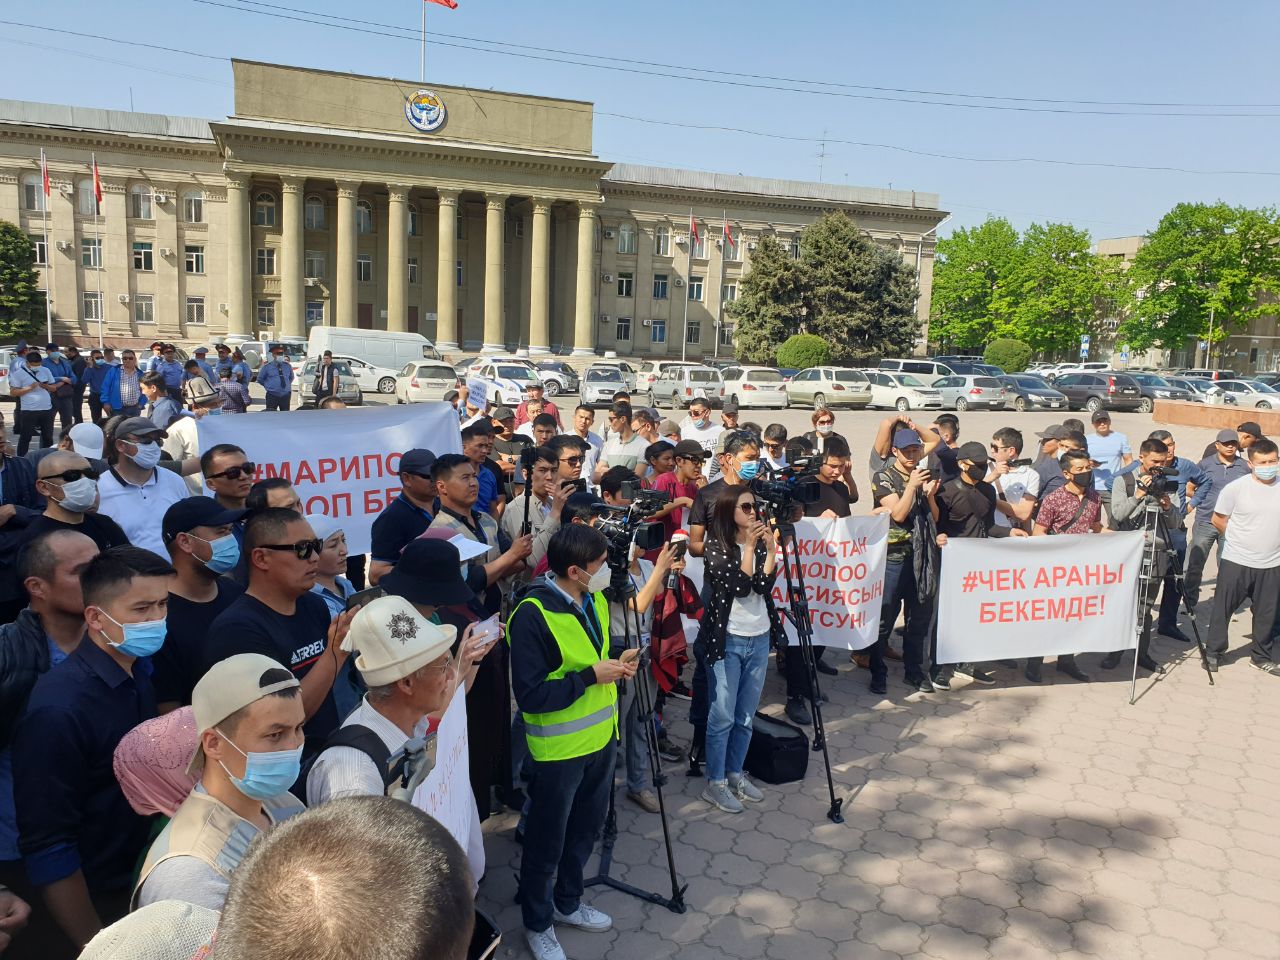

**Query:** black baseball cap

left=399, top=448, right=437, bottom=477
left=379, top=538, right=476, bottom=608
left=162, top=496, right=247, bottom=543
left=1036, top=425, right=1069, bottom=441
left=1090, top=410, right=1111, bottom=423
left=957, top=441, right=989, bottom=464
left=722, top=401, right=739, bottom=415
left=1237, top=421, right=1263, bottom=439
left=673, top=439, right=706, bottom=460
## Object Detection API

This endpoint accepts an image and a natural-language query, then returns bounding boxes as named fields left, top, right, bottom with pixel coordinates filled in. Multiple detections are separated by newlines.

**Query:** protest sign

left=936, top=531, right=1144, bottom=663
left=413, top=685, right=485, bottom=890
left=196, top=403, right=461, bottom=554
left=681, top=514, right=888, bottom=652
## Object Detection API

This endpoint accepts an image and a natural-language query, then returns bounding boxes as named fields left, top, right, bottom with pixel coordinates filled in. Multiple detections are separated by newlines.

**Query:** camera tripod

left=1129, top=496, right=1214, bottom=704
left=584, top=563, right=687, bottom=914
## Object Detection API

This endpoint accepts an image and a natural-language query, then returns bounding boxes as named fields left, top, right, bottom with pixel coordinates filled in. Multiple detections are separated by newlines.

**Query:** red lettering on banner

left=362, top=454, right=384, bottom=478
left=980, top=594, right=1109, bottom=624
left=331, top=493, right=352, bottom=516
left=1031, top=564, right=1125, bottom=589
left=304, top=494, right=331, bottom=515
left=294, top=460, right=318, bottom=485
left=317, top=458, right=338, bottom=483
left=386, top=452, right=403, bottom=475
left=364, top=489, right=386, bottom=513
left=262, top=461, right=291, bottom=482
left=340, top=457, right=361, bottom=481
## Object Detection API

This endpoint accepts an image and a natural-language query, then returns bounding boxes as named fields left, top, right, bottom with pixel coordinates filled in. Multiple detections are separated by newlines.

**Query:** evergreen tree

left=0, top=221, right=44, bottom=341
left=725, top=234, right=804, bottom=363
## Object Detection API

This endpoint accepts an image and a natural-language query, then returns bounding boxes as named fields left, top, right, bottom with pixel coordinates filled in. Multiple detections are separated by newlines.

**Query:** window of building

left=132, top=242, right=154, bottom=272
left=723, top=228, right=741, bottom=261
left=1249, top=347, right=1259, bottom=365
left=719, top=322, right=735, bottom=347
left=183, top=190, right=203, bottom=224
left=305, top=250, right=326, bottom=279
left=513, top=217, right=524, bottom=240
left=456, top=215, right=465, bottom=240
left=616, top=317, right=632, bottom=342
left=617, top=222, right=636, bottom=255
left=305, top=301, right=325, bottom=327
left=357, top=253, right=373, bottom=283
left=21, top=174, right=45, bottom=213
left=408, top=204, right=419, bottom=237
left=255, top=248, right=276, bottom=276
left=456, top=259, right=464, bottom=287
left=686, top=320, right=701, bottom=344
left=722, top=282, right=738, bottom=303
left=185, top=245, right=205, bottom=274
left=789, top=237, right=801, bottom=260
left=77, top=179, right=97, bottom=217
left=654, top=225, right=671, bottom=257
left=31, top=236, right=47, bottom=265
left=82, top=291, right=102, bottom=321
left=653, top=274, right=669, bottom=300
left=129, top=184, right=153, bottom=220
left=257, top=299, right=276, bottom=327
left=81, top=238, right=102, bottom=268
left=692, top=227, right=708, bottom=260
left=688, top=276, right=704, bottom=302
left=254, top=192, right=276, bottom=227
left=134, top=294, right=155, bottom=325
left=185, top=296, right=206, bottom=325
left=304, top=195, right=326, bottom=230
left=651, top=318, right=667, bottom=344
left=408, top=257, right=419, bottom=284
left=617, top=272, right=633, bottom=297
left=356, top=200, right=374, bottom=235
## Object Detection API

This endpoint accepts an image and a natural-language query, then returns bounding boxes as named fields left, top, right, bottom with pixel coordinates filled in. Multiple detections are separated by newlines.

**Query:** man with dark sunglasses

left=207, top=508, right=354, bottom=755
left=201, top=444, right=256, bottom=512
left=27, top=451, right=128, bottom=552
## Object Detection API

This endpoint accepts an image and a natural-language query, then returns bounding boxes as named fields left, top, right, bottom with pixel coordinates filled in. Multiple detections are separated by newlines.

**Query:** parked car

left=580, top=366, right=628, bottom=407
left=534, top=361, right=579, bottom=396
left=395, top=360, right=460, bottom=404
left=932, top=375, right=1006, bottom=411
left=588, top=359, right=638, bottom=392
left=0, top=346, right=19, bottom=400
left=720, top=366, right=788, bottom=409
left=1166, top=376, right=1219, bottom=402
left=1254, top=372, right=1280, bottom=388
left=998, top=375, right=1068, bottom=412
left=864, top=371, right=942, bottom=411
left=453, top=356, right=482, bottom=378
left=330, top=355, right=402, bottom=394
left=1126, top=372, right=1194, bottom=412
left=1046, top=361, right=1109, bottom=382
left=294, top=358, right=362, bottom=406
left=1215, top=379, right=1279, bottom=409
left=777, top=367, right=798, bottom=381
left=784, top=367, right=872, bottom=409
left=878, top=358, right=955, bottom=386
left=1051, top=371, right=1142, bottom=412
left=636, top=360, right=696, bottom=394
left=1177, top=367, right=1237, bottom=381
left=648, top=365, right=725, bottom=408
left=469, top=361, right=543, bottom=407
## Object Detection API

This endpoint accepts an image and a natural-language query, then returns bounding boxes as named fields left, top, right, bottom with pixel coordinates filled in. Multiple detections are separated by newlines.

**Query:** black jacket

left=0, top=456, right=47, bottom=603
left=0, top=609, right=61, bottom=749
left=508, top=578, right=604, bottom=717
left=699, top=537, right=782, bottom=665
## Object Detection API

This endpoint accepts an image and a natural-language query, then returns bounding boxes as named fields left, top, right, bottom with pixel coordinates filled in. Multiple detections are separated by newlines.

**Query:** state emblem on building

left=405, top=90, right=447, bottom=133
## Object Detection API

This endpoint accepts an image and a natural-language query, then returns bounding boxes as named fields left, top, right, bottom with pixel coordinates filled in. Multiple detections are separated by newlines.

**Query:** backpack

left=308, top=724, right=435, bottom=804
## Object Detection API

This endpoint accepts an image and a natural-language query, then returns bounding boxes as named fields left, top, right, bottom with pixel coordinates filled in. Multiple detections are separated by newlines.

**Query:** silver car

left=295, top=359, right=363, bottom=406
left=784, top=367, right=872, bottom=409
left=932, top=375, right=1006, bottom=411
left=648, top=365, right=725, bottom=408
left=581, top=366, right=628, bottom=407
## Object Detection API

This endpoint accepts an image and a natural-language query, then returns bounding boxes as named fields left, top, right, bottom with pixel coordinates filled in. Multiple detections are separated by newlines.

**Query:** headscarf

left=113, top=706, right=200, bottom=817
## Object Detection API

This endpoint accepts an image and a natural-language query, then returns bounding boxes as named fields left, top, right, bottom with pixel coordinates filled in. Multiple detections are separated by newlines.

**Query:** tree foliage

left=776, top=333, right=830, bottom=369
left=726, top=234, right=804, bottom=363
left=983, top=338, right=1032, bottom=373
left=0, top=221, right=44, bottom=341
left=929, top=217, right=1021, bottom=349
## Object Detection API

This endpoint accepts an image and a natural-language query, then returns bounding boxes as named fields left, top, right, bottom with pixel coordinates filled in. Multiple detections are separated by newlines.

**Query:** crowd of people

left=0, top=343, right=1276, bottom=960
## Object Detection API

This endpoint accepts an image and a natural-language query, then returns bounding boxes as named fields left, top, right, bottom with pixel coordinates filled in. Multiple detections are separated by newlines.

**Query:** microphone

left=666, top=530, right=689, bottom=590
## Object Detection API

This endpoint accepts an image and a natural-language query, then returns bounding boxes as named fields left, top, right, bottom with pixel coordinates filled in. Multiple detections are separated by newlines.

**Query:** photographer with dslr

left=1100, top=438, right=1181, bottom=674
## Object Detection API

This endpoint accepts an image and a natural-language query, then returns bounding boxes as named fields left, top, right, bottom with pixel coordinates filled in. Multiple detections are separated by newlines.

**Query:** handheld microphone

left=666, top=530, right=689, bottom=590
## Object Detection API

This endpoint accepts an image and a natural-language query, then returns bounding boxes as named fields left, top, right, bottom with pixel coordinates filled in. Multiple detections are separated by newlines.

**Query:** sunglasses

left=816, top=420, right=834, bottom=427
left=259, top=538, right=324, bottom=560
left=560, top=456, right=585, bottom=466
left=41, top=467, right=99, bottom=484
left=738, top=502, right=759, bottom=513
left=207, top=461, right=257, bottom=480
left=403, top=470, right=434, bottom=481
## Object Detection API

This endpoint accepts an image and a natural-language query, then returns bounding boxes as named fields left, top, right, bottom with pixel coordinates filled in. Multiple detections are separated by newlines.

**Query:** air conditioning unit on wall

left=599, top=314, right=611, bottom=324
left=603, top=229, right=615, bottom=239
left=117, top=294, right=130, bottom=304
left=641, top=318, right=652, bottom=327
left=674, top=278, right=685, bottom=287
left=153, top=192, right=168, bottom=204
left=601, top=274, right=613, bottom=284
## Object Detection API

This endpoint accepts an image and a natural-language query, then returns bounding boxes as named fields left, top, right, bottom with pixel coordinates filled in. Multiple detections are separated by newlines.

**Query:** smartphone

left=471, top=614, right=501, bottom=648
left=562, top=478, right=587, bottom=493
left=344, top=586, right=384, bottom=611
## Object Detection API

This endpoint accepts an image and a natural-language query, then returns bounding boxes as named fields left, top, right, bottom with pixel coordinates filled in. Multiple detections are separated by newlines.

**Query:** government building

left=0, top=60, right=946, bottom=357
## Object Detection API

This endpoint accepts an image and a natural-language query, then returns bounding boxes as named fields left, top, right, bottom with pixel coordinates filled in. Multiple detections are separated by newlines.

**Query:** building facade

left=0, top=60, right=946, bottom=357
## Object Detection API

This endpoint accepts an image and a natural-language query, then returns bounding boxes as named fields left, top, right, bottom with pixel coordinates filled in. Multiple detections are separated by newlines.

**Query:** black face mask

left=1070, top=471, right=1093, bottom=489
left=964, top=463, right=986, bottom=483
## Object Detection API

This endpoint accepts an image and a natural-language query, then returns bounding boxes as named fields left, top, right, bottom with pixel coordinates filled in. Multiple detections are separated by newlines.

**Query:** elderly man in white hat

left=306, top=595, right=457, bottom=805
left=132, top=653, right=307, bottom=912
left=163, top=376, right=226, bottom=495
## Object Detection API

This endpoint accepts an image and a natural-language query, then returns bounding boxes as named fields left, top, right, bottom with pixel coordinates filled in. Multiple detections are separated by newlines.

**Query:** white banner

left=682, top=514, right=889, bottom=652
left=413, top=686, right=485, bottom=889
left=936, top=532, right=1144, bottom=663
left=196, top=403, right=462, bottom=554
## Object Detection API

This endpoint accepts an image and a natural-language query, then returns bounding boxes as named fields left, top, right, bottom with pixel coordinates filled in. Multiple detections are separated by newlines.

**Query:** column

left=386, top=185, right=410, bottom=333
left=335, top=180, right=359, bottom=328
left=280, top=175, right=305, bottom=337
left=571, top=202, right=598, bottom=356
left=528, top=198, right=552, bottom=355
left=435, top=188, right=460, bottom=350
left=225, top=175, right=251, bottom=336
left=482, top=193, right=508, bottom=353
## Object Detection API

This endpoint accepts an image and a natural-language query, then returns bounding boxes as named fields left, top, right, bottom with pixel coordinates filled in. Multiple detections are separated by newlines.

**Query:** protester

left=508, top=524, right=631, bottom=960
left=1206, top=438, right=1280, bottom=675
left=569, top=405, right=604, bottom=455
left=680, top=398, right=722, bottom=464
left=926, top=413, right=962, bottom=481
left=152, top=498, right=247, bottom=711
left=311, top=351, right=339, bottom=404
left=99, top=350, right=143, bottom=419
left=870, top=415, right=941, bottom=480
left=1199, top=420, right=1265, bottom=460
left=112, top=707, right=199, bottom=822
left=596, top=403, right=647, bottom=480
left=215, top=365, right=251, bottom=414
left=0, top=414, right=45, bottom=623
left=245, top=477, right=302, bottom=513
left=548, top=435, right=591, bottom=490
left=1184, top=428, right=1250, bottom=611
left=689, top=431, right=761, bottom=557
left=491, top=407, right=531, bottom=498
left=164, top=378, right=224, bottom=495
left=988, top=427, right=1039, bottom=531
left=368, top=448, right=437, bottom=585
left=761, top=423, right=788, bottom=472
left=516, top=381, right=561, bottom=429
left=306, top=514, right=361, bottom=718
left=256, top=345, right=295, bottom=412
left=95, top=418, right=188, bottom=559
left=461, top=421, right=505, bottom=519
left=651, top=439, right=703, bottom=542
left=27, top=451, right=127, bottom=552
left=659, top=418, right=681, bottom=443
left=10, top=349, right=57, bottom=457
left=515, top=398, right=546, bottom=439
left=1086, top=410, right=1132, bottom=499
left=64, top=346, right=87, bottom=427
left=12, top=546, right=172, bottom=956
left=201, top=444, right=254, bottom=511
left=139, top=373, right=182, bottom=431
left=82, top=349, right=111, bottom=426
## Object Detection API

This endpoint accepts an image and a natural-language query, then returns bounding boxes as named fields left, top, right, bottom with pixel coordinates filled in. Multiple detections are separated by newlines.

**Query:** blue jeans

left=616, top=679, right=649, bottom=794
left=705, top=631, right=770, bottom=782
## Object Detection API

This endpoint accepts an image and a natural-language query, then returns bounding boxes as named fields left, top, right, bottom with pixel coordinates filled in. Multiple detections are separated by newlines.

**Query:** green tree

left=983, top=338, right=1032, bottom=372
left=776, top=333, right=830, bottom=369
left=725, top=234, right=804, bottom=363
left=800, top=212, right=918, bottom=365
left=929, top=217, right=1022, bottom=350
left=1118, top=202, right=1280, bottom=354
left=0, top=221, right=44, bottom=341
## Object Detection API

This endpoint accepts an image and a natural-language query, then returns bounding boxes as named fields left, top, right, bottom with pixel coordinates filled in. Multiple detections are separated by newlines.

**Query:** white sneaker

left=701, top=779, right=744, bottom=813
left=553, top=902, right=613, bottom=932
left=729, top=773, right=764, bottom=803
left=526, top=927, right=567, bottom=960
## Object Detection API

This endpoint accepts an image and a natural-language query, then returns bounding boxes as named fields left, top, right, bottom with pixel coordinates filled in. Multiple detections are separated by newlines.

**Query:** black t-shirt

left=689, top=478, right=728, bottom=528
left=205, top=592, right=339, bottom=742
left=928, top=444, right=960, bottom=482
left=804, top=479, right=853, bottom=518
left=152, top=578, right=245, bottom=706
left=370, top=495, right=433, bottom=564
left=871, top=465, right=917, bottom=552
left=935, top=478, right=1007, bottom=539
left=23, top=511, right=129, bottom=552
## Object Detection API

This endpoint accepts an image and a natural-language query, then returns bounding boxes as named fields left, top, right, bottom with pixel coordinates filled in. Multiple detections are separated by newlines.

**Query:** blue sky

left=3, top=1, right=1278, bottom=240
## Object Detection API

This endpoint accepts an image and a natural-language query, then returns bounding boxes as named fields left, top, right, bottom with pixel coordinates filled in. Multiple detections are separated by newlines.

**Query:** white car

left=581, top=366, right=628, bottom=407
left=864, top=370, right=943, bottom=411
left=330, top=355, right=402, bottom=395
left=1216, top=379, right=1278, bottom=409
left=469, top=361, right=542, bottom=407
left=636, top=359, right=696, bottom=394
left=720, top=365, right=789, bottom=409
left=395, top=361, right=461, bottom=404
left=588, top=359, right=638, bottom=392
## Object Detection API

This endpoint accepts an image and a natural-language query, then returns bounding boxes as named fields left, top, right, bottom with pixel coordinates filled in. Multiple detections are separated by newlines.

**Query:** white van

left=306, top=327, right=441, bottom=371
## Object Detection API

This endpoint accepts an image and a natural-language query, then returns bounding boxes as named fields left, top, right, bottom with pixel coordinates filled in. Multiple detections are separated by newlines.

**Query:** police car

left=468, top=361, right=543, bottom=407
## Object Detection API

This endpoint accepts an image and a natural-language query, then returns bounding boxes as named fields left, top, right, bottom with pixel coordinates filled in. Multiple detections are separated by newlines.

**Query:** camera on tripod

left=595, top=478, right=668, bottom=564
left=1138, top=465, right=1179, bottom=497
left=752, top=457, right=823, bottom=513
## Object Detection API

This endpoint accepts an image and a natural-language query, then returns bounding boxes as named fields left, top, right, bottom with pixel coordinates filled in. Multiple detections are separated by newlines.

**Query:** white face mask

left=53, top=476, right=98, bottom=514
left=128, top=440, right=163, bottom=470
left=578, top=564, right=611, bottom=594
left=816, top=424, right=834, bottom=436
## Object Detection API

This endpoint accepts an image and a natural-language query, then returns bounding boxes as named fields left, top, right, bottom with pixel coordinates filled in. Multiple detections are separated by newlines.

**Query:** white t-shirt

left=727, top=589, right=771, bottom=637
left=989, top=463, right=1042, bottom=528
left=1216, top=475, right=1280, bottom=568
left=97, top=464, right=191, bottom=558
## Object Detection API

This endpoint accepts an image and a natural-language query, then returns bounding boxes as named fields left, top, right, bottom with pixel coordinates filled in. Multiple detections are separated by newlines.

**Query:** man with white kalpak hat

left=132, top=653, right=307, bottom=911
left=306, top=595, right=456, bottom=805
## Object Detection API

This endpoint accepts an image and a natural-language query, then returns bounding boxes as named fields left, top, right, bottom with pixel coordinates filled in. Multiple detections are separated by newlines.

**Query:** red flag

left=40, top=149, right=50, bottom=198
left=689, top=214, right=699, bottom=247
left=424, top=0, right=458, bottom=7
left=723, top=218, right=734, bottom=254
left=92, top=155, right=103, bottom=213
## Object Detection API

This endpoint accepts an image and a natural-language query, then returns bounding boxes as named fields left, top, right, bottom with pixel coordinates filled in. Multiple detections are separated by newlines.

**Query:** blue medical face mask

left=97, top=609, right=166, bottom=658
left=737, top=459, right=760, bottom=481
left=216, top=732, right=303, bottom=800
left=94, top=358, right=105, bottom=367
left=188, top=532, right=241, bottom=574
left=1254, top=464, right=1279, bottom=482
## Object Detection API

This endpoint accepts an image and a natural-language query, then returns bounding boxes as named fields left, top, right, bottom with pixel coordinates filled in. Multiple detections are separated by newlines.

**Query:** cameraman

left=1101, top=438, right=1180, bottom=674
left=988, top=427, right=1039, bottom=532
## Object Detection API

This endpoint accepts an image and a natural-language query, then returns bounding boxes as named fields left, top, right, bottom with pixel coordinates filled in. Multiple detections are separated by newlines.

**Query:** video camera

left=1138, top=465, right=1179, bottom=498
left=752, top=457, right=822, bottom=514
left=595, top=478, right=668, bottom=564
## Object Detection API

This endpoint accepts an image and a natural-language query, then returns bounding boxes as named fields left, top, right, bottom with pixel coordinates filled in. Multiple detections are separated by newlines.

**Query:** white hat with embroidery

left=342, top=595, right=456, bottom=687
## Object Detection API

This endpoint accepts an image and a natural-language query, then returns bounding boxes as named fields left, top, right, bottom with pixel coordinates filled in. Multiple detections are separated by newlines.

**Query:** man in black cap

left=96, top=417, right=189, bottom=559
left=1185, top=428, right=1250, bottom=611
left=368, top=449, right=437, bottom=586
left=153, top=497, right=247, bottom=711
left=1200, top=420, right=1265, bottom=460
left=720, top=401, right=741, bottom=433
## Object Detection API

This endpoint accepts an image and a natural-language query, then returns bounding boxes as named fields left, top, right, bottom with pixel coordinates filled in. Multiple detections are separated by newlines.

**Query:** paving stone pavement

left=478, top=606, right=1280, bottom=960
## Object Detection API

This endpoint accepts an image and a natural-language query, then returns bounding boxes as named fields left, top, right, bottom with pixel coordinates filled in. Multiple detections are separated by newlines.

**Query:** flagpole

left=93, top=154, right=104, bottom=348
left=714, top=209, right=727, bottom=360
left=681, top=207, right=692, bottom=362
left=41, top=150, right=53, bottom=344
left=420, top=1, right=426, bottom=83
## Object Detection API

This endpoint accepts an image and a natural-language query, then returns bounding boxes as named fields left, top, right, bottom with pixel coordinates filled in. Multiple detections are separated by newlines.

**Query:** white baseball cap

left=188, top=653, right=299, bottom=774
